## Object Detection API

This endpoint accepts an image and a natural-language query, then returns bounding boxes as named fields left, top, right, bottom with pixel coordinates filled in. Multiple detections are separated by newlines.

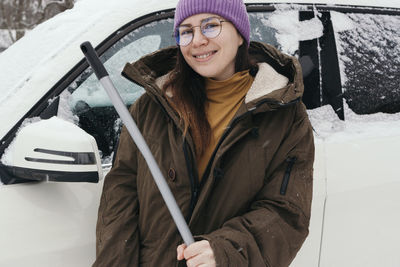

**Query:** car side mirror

left=0, top=116, right=103, bottom=184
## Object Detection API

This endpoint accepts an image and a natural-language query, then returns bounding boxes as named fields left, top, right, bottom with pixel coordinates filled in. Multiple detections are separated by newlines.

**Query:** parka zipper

left=183, top=140, right=199, bottom=220
left=200, top=112, right=251, bottom=185
left=280, top=157, right=297, bottom=195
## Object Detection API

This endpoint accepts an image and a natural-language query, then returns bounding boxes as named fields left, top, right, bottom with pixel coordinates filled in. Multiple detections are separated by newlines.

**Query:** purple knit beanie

left=174, top=0, right=250, bottom=46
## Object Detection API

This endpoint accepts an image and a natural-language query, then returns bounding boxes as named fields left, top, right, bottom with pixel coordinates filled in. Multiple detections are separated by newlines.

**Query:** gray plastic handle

left=80, top=41, right=194, bottom=246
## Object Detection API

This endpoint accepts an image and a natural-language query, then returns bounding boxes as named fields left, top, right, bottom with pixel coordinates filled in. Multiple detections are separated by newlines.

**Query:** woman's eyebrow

left=179, top=16, right=222, bottom=27
left=179, top=23, right=193, bottom=27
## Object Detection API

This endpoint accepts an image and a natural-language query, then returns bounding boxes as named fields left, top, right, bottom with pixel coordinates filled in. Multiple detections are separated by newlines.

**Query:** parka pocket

left=280, top=157, right=297, bottom=195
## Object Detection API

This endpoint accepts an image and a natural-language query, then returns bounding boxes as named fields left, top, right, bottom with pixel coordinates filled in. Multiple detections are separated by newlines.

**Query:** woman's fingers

left=177, top=240, right=216, bottom=267
left=186, top=249, right=214, bottom=267
left=183, top=240, right=209, bottom=259
left=177, top=243, right=187, bottom=260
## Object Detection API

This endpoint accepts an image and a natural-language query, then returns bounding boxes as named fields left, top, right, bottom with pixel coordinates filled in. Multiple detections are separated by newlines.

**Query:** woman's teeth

left=195, top=52, right=213, bottom=59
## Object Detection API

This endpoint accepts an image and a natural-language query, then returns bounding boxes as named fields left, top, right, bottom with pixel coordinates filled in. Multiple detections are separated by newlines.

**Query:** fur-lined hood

left=122, top=41, right=304, bottom=119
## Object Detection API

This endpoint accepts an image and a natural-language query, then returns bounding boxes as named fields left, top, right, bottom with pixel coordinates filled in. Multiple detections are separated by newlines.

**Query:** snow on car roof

left=0, top=0, right=399, bottom=141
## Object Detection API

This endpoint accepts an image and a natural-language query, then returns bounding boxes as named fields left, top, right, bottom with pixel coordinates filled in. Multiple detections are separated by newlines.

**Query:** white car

left=1, top=0, right=400, bottom=266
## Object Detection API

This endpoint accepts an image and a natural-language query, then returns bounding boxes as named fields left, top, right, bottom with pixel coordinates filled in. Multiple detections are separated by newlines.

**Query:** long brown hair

left=162, top=42, right=258, bottom=156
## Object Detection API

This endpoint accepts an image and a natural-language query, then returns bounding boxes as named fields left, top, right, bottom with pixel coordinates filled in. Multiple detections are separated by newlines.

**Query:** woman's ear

left=239, top=37, right=244, bottom=47
left=237, top=31, right=244, bottom=47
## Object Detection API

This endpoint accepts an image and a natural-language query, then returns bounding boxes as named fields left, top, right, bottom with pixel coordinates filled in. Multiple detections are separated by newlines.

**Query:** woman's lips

left=193, top=50, right=217, bottom=61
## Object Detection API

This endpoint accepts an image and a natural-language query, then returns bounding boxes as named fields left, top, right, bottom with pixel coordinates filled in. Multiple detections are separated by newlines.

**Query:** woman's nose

left=191, top=28, right=208, bottom=47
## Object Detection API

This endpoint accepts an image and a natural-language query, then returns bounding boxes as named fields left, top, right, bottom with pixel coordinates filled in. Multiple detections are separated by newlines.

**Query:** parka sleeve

left=200, top=102, right=315, bottom=267
left=93, top=103, right=141, bottom=267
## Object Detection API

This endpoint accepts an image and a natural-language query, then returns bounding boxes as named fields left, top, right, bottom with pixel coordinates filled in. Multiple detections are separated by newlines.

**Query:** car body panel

left=320, top=135, right=400, bottom=266
left=0, top=180, right=103, bottom=267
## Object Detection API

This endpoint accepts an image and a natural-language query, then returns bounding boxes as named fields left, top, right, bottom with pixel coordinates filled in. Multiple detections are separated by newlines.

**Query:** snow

left=263, top=10, right=323, bottom=54
left=247, top=0, right=400, bottom=8
left=57, top=90, right=79, bottom=124
left=330, top=11, right=356, bottom=86
left=309, top=103, right=400, bottom=143
left=0, top=30, right=15, bottom=50
left=1, top=117, right=41, bottom=166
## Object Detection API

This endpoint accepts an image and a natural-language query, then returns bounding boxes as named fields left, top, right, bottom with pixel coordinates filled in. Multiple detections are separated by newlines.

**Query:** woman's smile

left=193, top=50, right=217, bottom=61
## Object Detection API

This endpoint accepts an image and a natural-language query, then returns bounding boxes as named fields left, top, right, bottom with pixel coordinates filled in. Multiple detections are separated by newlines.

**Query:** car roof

left=249, top=0, right=400, bottom=8
left=0, top=0, right=399, bottom=141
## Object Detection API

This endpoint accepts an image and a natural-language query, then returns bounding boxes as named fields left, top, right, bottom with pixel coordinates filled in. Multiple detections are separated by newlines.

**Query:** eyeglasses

left=175, top=17, right=229, bottom=47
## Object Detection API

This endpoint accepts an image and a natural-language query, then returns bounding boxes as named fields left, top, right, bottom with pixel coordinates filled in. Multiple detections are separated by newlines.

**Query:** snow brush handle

left=80, top=41, right=195, bottom=246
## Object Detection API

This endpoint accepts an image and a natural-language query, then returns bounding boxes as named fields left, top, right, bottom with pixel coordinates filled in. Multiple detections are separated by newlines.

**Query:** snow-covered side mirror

left=1, top=117, right=103, bottom=184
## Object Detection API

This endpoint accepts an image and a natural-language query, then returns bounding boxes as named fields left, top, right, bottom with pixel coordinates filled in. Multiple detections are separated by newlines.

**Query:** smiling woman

left=93, top=0, right=314, bottom=266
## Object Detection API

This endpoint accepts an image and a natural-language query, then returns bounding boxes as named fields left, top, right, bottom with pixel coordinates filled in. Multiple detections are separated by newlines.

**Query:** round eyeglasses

left=175, top=17, right=229, bottom=47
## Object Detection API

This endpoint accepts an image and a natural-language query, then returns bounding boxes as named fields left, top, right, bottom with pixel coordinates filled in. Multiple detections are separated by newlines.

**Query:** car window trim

left=0, top=10, right=176, bottom=157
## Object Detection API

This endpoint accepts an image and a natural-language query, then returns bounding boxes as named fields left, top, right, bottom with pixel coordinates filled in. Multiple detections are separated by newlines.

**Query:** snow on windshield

left=307, top=10, right=400, bottom=142
left=262, top=8, right=323, bottom=54
left=331, top=11, right=400, bottom=115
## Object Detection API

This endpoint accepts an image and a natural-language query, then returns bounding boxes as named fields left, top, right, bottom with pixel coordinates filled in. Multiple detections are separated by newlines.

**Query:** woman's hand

left=177, top=240, right=216, bottom=267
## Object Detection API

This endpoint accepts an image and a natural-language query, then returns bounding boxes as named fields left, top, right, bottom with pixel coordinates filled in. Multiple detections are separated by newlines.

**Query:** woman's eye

left=203, top=23, right=219, bottom=30
left=180, top=29, right=192, bottom=36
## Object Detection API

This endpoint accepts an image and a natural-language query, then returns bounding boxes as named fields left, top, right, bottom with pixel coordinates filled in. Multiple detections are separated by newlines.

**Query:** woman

left=93, top=0, right=314, bottom=266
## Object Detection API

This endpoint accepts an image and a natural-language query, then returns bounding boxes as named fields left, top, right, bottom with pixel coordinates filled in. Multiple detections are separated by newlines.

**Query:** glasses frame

left=175, top=16, right=229, bottom=47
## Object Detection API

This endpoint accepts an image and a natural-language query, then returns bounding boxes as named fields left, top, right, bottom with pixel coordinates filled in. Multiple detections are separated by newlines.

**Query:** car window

left=60, top=18, right=175, bottom=165
left=331, top=12, right=400, bottom=115
left=57, top=8, right=321, bottom=166
left=249, top=12, right=280, bottom=51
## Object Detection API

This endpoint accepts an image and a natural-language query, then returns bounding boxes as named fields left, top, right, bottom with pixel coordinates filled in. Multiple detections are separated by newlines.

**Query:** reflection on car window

left=332, top=12, right=400, bottom=115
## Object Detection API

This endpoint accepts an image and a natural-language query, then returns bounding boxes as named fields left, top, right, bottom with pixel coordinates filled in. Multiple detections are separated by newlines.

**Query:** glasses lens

left=201, top=17, right=222, bottom=39
left=176, top=17, right=223, bottom=46
left=176, top=26, right=192, bottom=46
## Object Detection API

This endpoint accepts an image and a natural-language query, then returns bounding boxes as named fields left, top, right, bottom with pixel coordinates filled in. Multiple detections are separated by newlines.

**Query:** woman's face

left=178, top=13, right=243, bottom=81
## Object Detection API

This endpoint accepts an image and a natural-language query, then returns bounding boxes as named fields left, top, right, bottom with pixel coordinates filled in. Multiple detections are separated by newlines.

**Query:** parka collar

left=121, top=41, right=304, bottom=116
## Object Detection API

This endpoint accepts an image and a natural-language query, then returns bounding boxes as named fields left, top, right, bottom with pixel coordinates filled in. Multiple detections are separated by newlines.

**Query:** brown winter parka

left=93, top=41, right=315, bottom=267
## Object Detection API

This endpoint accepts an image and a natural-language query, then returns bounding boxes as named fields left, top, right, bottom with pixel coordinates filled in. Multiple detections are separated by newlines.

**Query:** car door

left=0, top=12, right=177, bottom=267
left=308, top=5, right=400, bottom=267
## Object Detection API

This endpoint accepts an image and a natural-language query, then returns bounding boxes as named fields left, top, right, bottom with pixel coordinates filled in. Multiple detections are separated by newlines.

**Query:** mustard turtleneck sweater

left=197, top=70, right=254, bottom=179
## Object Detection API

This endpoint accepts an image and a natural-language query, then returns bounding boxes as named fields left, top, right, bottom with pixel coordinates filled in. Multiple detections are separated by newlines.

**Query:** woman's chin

left=192, top=67, right=217, bottom=79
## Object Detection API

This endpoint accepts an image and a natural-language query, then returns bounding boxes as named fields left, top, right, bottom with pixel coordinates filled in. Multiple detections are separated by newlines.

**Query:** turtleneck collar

left=205, top=70, right=254, bottom=103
